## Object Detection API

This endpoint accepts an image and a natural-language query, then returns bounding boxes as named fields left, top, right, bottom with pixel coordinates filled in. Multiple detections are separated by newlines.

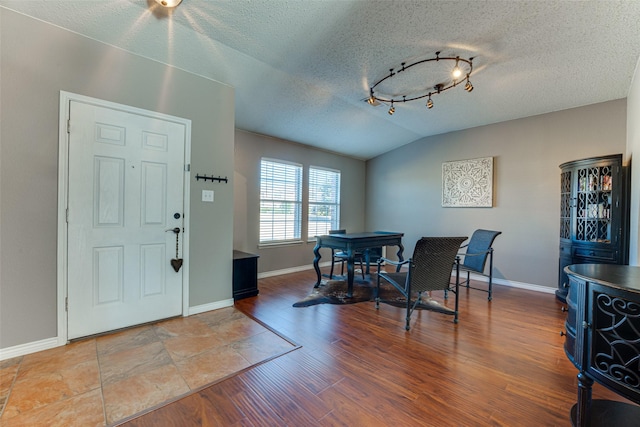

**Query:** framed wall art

left=442, top=157, right=493, bottom=207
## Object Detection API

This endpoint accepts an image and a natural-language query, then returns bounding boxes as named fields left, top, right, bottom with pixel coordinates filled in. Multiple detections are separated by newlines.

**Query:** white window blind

left=308, top=166, right=341, bottom=238
left=260, top=159, right=302, bottom=243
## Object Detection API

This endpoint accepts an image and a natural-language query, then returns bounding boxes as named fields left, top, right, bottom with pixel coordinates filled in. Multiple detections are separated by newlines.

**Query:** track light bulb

left=388, top=106, right=395, bottom=115
left=367, top=95, right=376, bottom=105
left=427, top=99, right=433, bottom=109
left=451, top=57, right=462, bottom=79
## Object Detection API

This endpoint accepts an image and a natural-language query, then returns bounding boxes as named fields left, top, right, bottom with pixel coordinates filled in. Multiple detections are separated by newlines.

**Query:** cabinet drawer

left=572, top=247, right=615, bottom=261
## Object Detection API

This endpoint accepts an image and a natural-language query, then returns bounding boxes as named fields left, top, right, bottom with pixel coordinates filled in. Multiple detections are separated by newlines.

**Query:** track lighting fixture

left=367, top=90, right=376, bottom=105
left=366, top=51, right=475, bottom=114
left=426, top=94, right=433, bottom=109
left=465, top=77, right=474, bottom=92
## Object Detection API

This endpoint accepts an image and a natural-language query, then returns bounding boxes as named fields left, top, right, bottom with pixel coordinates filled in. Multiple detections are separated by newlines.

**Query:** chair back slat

left=462, top=229, right=502, bottom=273
left=410, top=237, right=468, bottom=293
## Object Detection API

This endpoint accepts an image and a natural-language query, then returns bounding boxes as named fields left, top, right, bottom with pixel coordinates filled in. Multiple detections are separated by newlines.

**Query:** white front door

left=66, top=99, right=187, bottom=339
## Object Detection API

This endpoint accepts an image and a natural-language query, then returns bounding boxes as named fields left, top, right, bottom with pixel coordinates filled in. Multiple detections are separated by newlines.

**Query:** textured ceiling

left=2, top=0, right=640, bottom=159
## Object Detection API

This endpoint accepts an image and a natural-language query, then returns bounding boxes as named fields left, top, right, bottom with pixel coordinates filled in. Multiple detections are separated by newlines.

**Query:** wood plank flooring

left=121, top=269, right=629, bottom=426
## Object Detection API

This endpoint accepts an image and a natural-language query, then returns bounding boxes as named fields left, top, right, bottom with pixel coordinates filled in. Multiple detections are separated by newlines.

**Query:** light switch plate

left=202, top=190, right=214, bottom=202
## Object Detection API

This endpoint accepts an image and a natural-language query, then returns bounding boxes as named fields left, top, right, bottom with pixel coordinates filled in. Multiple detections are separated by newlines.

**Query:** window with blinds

left=308, top=166, right=341, bottom=239
left=259, top=159, right=302, bottom=243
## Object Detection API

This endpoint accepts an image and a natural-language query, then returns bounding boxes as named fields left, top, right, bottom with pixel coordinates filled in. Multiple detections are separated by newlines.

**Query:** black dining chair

left=454, top=229, right=502, bottom=300
left=376, top=236, right=467, bottom=330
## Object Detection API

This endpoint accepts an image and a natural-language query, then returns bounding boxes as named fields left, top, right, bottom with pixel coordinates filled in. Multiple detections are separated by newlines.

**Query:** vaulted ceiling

left=3, top=0, right=640, bottom=159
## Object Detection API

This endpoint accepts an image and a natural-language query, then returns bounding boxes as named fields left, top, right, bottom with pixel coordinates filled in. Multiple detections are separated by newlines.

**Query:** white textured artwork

left=442, top=157, right=493, bottom=207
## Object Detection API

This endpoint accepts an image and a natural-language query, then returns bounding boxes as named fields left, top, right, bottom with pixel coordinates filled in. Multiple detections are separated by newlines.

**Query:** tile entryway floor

left=0, top=307, right=296, bottom=426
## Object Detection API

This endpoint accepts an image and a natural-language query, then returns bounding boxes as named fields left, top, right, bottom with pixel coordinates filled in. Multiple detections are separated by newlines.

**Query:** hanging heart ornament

left=171, top=258, right=183, bottom=273
left=167, top=227, right=183, bottom=272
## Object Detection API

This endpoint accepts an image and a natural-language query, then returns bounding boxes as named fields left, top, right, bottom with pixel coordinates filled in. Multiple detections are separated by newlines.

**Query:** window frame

left=307, top=165, right=341, bottom=239
left=259, top=158, right=303, bottom=245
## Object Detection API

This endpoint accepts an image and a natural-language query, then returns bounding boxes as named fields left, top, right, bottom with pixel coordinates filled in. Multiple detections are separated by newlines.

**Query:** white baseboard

left=456, top=271, right=556, bottom=294
left=187, top=299, right=234, bottom=316
left=258, top=261, right=332, bottom=279
left=0, top=336, right=64, bottom=361
left=1, top=301, right=235, bottom=361
left=259, top=264, right=557, bottom=295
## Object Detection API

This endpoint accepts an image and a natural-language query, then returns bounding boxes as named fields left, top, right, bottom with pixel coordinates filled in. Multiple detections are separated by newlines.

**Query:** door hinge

left=65, top=297, right=68, bottom=311
left=184, top=164, right=190, bottom=172
left=66, top=208, right=69, bottom=223
left=67, top=119, right=71, bottom=134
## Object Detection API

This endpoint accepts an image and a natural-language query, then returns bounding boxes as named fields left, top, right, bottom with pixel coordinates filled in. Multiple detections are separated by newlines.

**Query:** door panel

left=67, top=100, right=185, bottom=339
left=93, top=246, right=124, bottom=305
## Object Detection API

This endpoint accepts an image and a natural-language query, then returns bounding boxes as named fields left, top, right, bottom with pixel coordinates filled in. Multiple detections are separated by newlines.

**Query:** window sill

left=258, top=240, right=304, bottom=249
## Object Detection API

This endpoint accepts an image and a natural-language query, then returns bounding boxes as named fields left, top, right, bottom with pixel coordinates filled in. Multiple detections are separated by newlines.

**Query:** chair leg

left=405, top=283, right=412, bottom=331
left=454, top=262, right=460, bottom=324
left=488, top=250, right=494, bottom=301
left=375, top=274, right=381, bottom=309
left=405, top=302, right=411, bottom=331
left=359, top=258, right=365, bottom=279
left=487, top=274, right=493, bottom=301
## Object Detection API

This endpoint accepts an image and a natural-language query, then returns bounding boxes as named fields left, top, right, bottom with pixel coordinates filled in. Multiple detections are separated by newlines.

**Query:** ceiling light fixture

left=155, top=0, right=182, bottom=7
left=367, top=51, right=474, bottom=114
left=426, top=94, right=434, bottom=109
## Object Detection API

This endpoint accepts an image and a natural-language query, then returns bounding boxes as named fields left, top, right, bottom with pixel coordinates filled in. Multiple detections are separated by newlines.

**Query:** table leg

left=346, top=248, right=355, bottom=297
left=313, top=241, right=322, bottom=288
left=575, top=371, right=593, bottom=427
left=364, top=249, right=371, bottom=275
left=395, top=243, right=405, bottom=272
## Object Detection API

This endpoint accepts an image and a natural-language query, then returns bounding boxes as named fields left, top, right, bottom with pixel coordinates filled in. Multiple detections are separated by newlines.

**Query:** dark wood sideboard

left=232, top=250, right=259, bottom=300
left=563, top=264, right=640, bottom=426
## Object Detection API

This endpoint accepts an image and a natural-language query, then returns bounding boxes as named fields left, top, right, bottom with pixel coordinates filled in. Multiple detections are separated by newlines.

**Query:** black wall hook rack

left=196, top=174, right=228, bottom=183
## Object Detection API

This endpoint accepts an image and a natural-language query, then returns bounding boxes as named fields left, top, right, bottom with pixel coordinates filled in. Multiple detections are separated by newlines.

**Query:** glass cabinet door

left=560, top=170, right=572, bottom=240
left=575, top=164, right=613, bottom=243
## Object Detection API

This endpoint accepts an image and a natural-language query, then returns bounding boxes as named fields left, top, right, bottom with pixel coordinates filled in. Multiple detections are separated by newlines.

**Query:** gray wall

left=0, top=9, right=235, bottom=349
left=234, top=130, right=366, bottom=273
left=366, top=100, right=627, bottom=289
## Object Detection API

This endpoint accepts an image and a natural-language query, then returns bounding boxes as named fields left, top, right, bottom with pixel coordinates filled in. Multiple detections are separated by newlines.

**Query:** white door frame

left=57, top=91, right=192, bottom=344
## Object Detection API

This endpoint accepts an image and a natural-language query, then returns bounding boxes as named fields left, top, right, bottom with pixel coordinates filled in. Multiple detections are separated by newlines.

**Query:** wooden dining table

left=312, top=231, right=405, bottom=297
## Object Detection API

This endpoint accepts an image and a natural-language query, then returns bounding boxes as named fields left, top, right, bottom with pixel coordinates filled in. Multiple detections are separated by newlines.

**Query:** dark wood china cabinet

left=557, top=154, right=629, bottom=303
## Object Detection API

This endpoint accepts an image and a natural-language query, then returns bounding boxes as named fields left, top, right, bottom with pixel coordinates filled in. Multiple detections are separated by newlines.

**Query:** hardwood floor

left=121, top=269, right=628, bottom=426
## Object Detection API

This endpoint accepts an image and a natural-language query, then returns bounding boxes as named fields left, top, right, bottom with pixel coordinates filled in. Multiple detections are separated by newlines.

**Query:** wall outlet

left=202, top=190, right=214, bottom=202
